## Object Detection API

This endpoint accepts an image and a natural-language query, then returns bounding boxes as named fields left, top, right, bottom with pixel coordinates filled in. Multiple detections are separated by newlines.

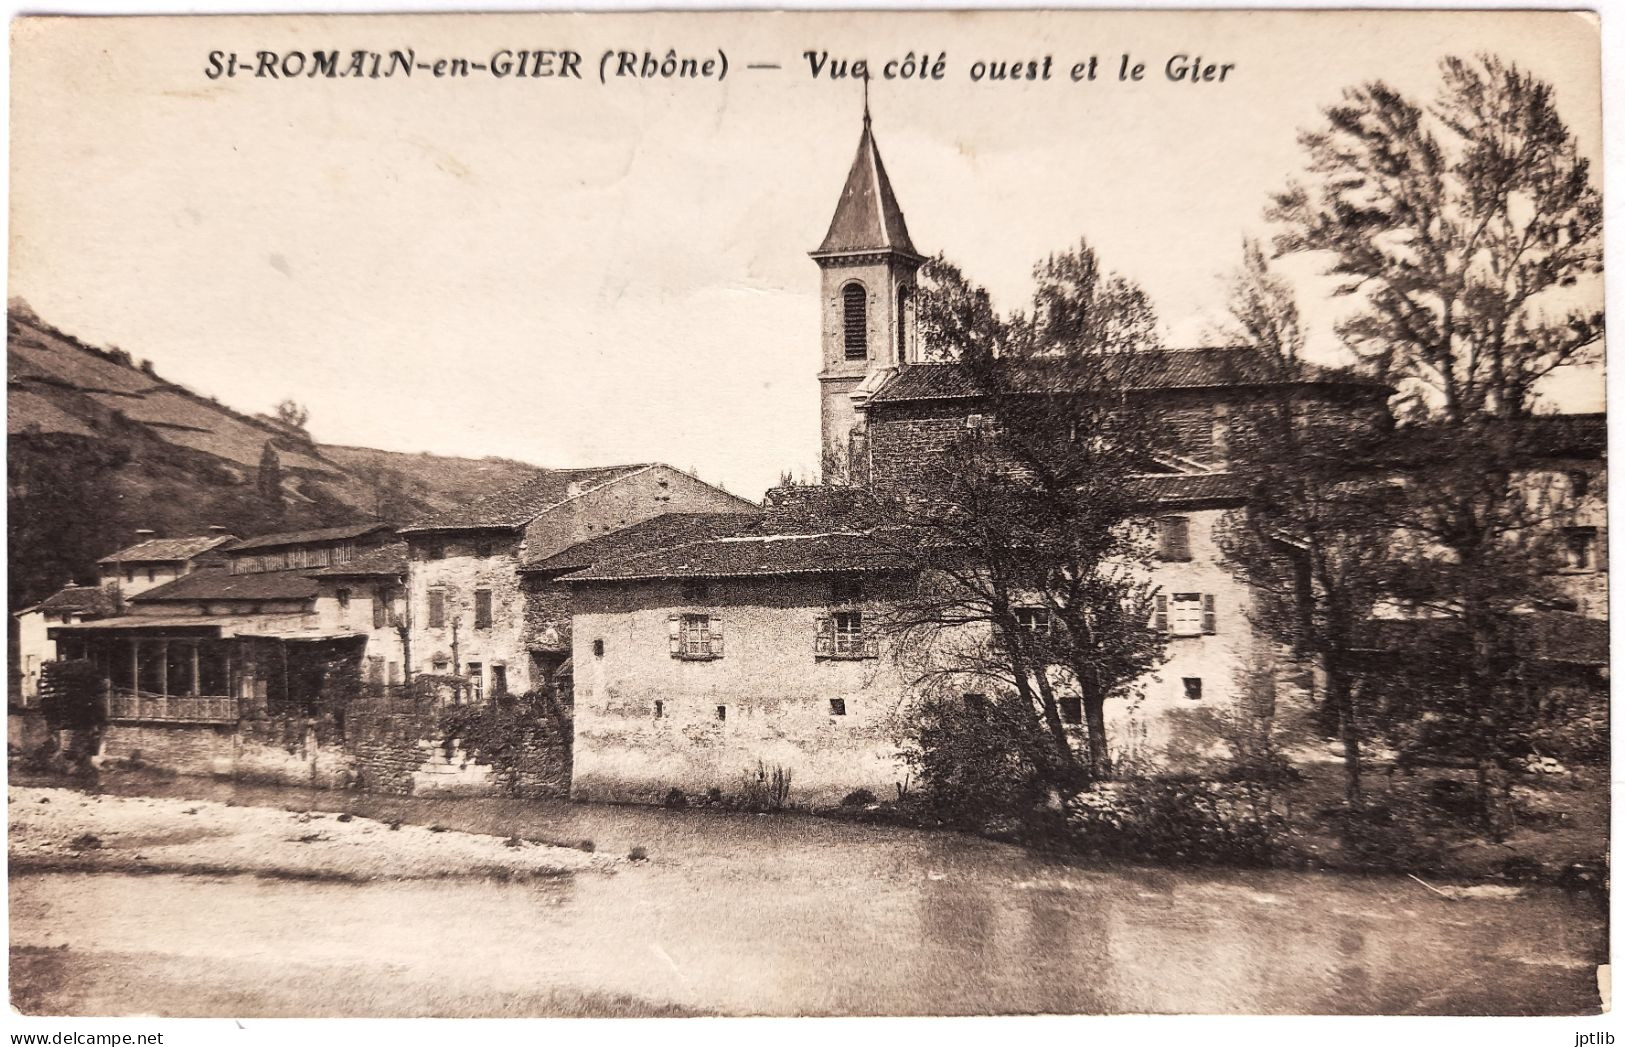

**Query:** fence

left=107, top=689, right=239, bottom=724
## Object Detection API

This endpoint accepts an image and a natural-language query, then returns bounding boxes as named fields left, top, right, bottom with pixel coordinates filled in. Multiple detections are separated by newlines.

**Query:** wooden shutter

left=1202, top=594, right=1217, bottom=635
left=474, top=589, right=493, bottom=629
left=815, top=616, right=834, bottom=656
left=668, top=614, right=682, bottom=656
left=1153, top=594, right=1169, bottom=633
left=710, top=617, right=725, bottom=658
left=1160, top=517, right=1191, bottom=561
left=428, top=591, right=445, bottom=628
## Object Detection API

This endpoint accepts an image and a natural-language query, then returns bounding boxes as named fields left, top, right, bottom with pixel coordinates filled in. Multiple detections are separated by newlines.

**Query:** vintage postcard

left=5, top=6, right=1608, bottom=1028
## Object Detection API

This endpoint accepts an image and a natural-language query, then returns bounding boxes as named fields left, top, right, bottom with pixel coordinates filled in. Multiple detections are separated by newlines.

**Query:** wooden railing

left=107, top=689, right=239, bottom=724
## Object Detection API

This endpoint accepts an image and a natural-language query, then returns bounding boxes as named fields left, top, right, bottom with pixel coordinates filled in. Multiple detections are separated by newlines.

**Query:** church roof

left=866, top=348, right=1391, bottom=405
left=813, top=116, right=919, bottom=258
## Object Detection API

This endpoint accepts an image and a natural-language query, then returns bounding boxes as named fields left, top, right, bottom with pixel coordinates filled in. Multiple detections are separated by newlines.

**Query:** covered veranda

left=49, top=617, right=366, bottom=723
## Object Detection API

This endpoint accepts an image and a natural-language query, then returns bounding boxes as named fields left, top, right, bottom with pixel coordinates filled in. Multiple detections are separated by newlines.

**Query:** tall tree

left=1268, top=54, right=1602, bottom=831
left=256, top=440, right=285, bottom=519
left=1213, top=244, right=1395, bottom=805
left=876, top=240, right=1168, bottom=782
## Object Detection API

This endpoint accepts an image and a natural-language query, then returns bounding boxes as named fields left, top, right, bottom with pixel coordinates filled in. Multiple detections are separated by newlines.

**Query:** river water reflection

left=9, top=776, right=1606, bottom=1016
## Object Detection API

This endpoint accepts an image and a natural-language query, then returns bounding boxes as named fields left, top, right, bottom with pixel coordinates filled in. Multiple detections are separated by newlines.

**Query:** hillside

left=7, top=302, right=547, bottom=608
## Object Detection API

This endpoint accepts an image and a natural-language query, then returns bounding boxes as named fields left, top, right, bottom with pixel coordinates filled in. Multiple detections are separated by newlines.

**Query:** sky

left=9, top=9, right=1605, bottom=501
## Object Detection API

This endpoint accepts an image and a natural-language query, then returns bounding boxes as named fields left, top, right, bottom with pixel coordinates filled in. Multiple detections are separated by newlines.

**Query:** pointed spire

left=814, top=98, right=917, bottom=258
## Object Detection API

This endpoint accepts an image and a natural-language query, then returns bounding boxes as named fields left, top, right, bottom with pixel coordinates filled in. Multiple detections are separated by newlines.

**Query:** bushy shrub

left=38, top=659, right=104, bottom=732
left=840, top=788, right=878, bottom=807
left=1068, top=778, right=1286, bottom=866
left=662, top=787, right=687, bottom=809
left=906, top=692, right=1077, bottom=828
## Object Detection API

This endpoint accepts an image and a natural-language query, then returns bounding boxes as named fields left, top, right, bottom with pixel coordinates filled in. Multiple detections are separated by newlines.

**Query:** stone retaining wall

left=98, top=708, right=571, bottom=799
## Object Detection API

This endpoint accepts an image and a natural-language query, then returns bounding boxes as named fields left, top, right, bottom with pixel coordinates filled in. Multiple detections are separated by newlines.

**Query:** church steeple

left=812, top=109, right=918, bottom=259
left=810, top=108, right=925, bottom=483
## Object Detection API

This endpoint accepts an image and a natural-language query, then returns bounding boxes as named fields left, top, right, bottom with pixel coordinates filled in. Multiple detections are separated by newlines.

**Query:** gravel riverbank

left=8, top=786, right=604, bottom=882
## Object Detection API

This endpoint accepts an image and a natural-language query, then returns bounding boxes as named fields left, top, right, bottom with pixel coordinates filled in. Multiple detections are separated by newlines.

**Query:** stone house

left=12, top=583, right=115, bottom=705
left=50, top=522, right=401, bottom=726
left=307, top=543, right=410, bottom=695
left=397, top=464, right=758, bottom=701
left=516, top=510, right=763, bottom=690
left=96, top=528, right=238, bottom=603
left=565, top=528, right=917, bottom=803
left=1519, top=412, right=1607, bottom=619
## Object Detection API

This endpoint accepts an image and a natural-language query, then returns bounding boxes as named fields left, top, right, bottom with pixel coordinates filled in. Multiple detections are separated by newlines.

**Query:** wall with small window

left=313, top=578, right=406, bottom=691
left=404, top=531, right=530, bottom=698
left=1110, top=505, right=1264, bottom=766
left=569, top=572, right=912, bottom=804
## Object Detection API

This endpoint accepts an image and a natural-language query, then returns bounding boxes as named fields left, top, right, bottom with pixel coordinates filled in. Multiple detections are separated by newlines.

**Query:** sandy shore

left=8, top=786, right=604, bottom=881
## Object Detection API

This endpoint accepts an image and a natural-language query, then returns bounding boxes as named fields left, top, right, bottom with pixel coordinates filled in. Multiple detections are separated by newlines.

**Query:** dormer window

left=842, top=282, right=867, bottom=360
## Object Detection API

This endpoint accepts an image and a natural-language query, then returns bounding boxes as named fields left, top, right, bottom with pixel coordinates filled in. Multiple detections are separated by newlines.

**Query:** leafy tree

left=274, top=399, right=311, bottom=434
left=1267, top=54, right=1602, bottom=831
left=876, top=239, right=1168, bottom=783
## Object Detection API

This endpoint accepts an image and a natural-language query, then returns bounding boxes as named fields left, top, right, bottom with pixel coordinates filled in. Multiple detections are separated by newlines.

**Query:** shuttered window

left=1152, top=593, right=1169, bottom=633
left=842, top=283, right=867, bottom=360
left=1164, top=593, right=1217, bottom=636
left=1158, top=517, right=1192, bottom=561
left=669, top=614, right=723, bottom=659
left=428, top=591, right=446, bottom=629
left=474, top=589, right=493, bottom=629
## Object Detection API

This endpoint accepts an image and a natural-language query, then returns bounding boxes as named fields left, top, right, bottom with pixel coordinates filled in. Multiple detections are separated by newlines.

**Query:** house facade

left=50, top=523, right=400, bottom=725
left=566, top=524, right=917, bottom=803
left=12, top=584, right=114, bottom=705
left=96, top=529, right=237, bottom=603
left=398, top=464, right=759, bottom=701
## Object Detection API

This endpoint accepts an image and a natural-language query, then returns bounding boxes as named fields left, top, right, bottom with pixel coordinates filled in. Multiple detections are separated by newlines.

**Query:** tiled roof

left=1517, top=413, right=1605, bottom=459
left=1128, top=472, right=1246, bottom=506
left=226, top=523, right=395, bottom=552
left=17, top=584, right=116, bottom=617
left=564, top=532, right=911, bottom=583
left=866, top=349, right=1390, bottom=405
left=132, top=569, right=319, bottom=603
left=97, top=533, right=237, bottom=565
left=399, top=465, right=654, bottom=533
left=813, top=118, right=918, bottom=257
left=307, top=543, right=409, bottom=579
left=522, top=512, right=763, bottom=574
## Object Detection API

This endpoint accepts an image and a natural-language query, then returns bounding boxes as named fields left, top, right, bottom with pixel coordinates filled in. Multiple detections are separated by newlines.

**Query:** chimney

left=208, top=525, right=228, bottom=535
left=134, top=528, right=156, bottom=540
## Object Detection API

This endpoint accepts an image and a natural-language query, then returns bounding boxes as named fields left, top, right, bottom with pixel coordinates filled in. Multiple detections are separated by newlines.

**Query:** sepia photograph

left=4, top=4, right=1610, bottom=1028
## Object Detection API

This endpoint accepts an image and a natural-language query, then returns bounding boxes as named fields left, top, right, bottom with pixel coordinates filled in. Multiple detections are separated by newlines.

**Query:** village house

left=49, top=522, right=400, bottom=728
left=565, top=505, right=916, bottom=804
left=397, top=464, right=758, bottom=701
left=96, top=528, right=238, bottom=603
left=12, top=584, right=115, bottom=705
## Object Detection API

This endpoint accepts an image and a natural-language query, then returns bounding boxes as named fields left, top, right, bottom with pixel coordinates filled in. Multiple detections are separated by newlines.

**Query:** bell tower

left=810, top=106, right=923, bottom=482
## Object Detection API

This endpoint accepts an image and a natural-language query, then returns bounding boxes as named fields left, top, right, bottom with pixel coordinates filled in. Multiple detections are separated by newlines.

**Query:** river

left=9, top=776, right=1606, bottom=1017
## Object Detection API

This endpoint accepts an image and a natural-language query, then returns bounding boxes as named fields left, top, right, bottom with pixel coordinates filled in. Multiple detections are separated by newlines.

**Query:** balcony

left=107, top=689, right=239, bottom=724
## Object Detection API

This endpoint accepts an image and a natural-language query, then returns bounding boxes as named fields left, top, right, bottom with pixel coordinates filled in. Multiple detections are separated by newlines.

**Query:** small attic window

left=842, top=283, right=867, bottom=360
